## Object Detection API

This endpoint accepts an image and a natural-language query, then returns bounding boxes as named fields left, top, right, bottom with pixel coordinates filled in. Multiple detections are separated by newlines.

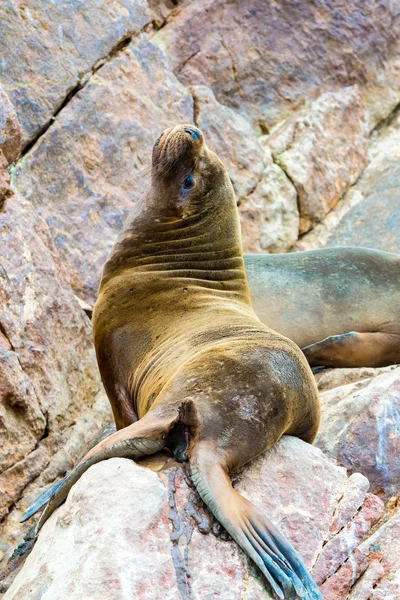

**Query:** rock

left=325, top=108, right=400, bottom=252
left=325, top=188, right=400, bottom=253
left=347, top=558, right=385, bottom=599
left=0, top=86, right=22, bottom=164
left=316, top=367, right=400, bottom=498
left=14, top=36, right=193, bottom=305
left=2, top=436, right=381, bottom=599
left=312, top=494, right=384, bottom=585
left=0, top=150, right=12, bottom=212
left=299, top=105, right=400, bottom=252
left=269, top=87, right=368, bottom=234
left=353, top=508, right=400, bottom=599
left=153, top=0, right=400, bottom=132
left=239, top=162, right=299, bottom=253
left=0, top=193, right=111, bottom=566
left=0, top=0, right=151, bottom=143
left=293, top=188, right=365, bottom=251
left=148, top=0, right=190, bottom=29
left=314, top=365, right=398, bottom=393
left=188, top=85, right=299, bottom=253
left=189, top=85, right=265, bottom=203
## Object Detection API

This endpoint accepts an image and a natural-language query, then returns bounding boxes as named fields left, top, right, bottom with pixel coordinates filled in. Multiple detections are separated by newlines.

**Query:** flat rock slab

left=0, top=0, right=151, bottom=142
left=3, top=436, right=383, bottom=600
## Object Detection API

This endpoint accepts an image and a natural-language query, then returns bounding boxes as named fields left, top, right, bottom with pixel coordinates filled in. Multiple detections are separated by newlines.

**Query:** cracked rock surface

left=0, top=0, right=399, bottom=598
left=1, top=438, right=387, bottom=600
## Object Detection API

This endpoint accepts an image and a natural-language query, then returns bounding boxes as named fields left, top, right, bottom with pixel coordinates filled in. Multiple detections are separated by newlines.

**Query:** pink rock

left=3, top=436, right=377, bottom=599
left=316, top=367, right=400, bottom=498
left=348, top=559, right=385, bottom=599
left=0, top=194, right=110, bottom=572
left=319, top=549, right=369, bottom=600
left=154, top=0, right=400, bottom=130
left=312, top=494, right=384, bottom=584
left=356, top=508, right=400, bottom=600
left=0, top=1, right=151, bottom=142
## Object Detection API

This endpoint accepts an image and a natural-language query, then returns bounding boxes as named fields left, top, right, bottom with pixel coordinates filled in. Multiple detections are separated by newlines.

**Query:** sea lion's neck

left=101, top=193, right=250, bottom=298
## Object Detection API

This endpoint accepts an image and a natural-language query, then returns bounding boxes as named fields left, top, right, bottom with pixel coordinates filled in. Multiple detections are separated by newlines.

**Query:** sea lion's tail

left=20, top=414, right=176, bottom=534
left=189, top=443, right=322, bottom=600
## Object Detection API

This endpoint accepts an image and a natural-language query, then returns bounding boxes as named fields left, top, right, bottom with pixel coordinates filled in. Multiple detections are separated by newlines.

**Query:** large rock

left=0, top=0, right=151, bottom=143
left=316, top=366, right=400, bottom=499
left=269, top=87, right=368, bottom=234
left=153, top=0, right=400, bottom=132
left=0, top=193, right=111, bottom=566
left=239, top=161, right=299, bottom=253
left=2, top=437, right=384, bottom=600
left=14, top=36, right=193, bottom=305
left=189, top=84, right=265, bottom=203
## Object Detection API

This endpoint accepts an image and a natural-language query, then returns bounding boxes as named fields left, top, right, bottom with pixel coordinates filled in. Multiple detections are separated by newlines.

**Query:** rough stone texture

left=353, top=508, right=400, bottom=599
left=269, top=87, right=369, bottom=234
left=190, top=84, right=265, bottom=203
left=0, top=0, right=151, bottom=143
left=293, top=188, right=365, bottom=252
left=239, top=161, right=299, bottom=253
left=153, top=0, right=400, bottom=132
left=14, top=36, right=193, bottom=305
left=2, top=437, right=382, bottom=600
left=0, top=86, right=21, bottom=164
left=0, top=151, right=12, bottom=212
left=0, top=194, right=111, bottom=561
left=324, top=108, right=400, bottom=252
left=189, top=84, right=299, bottom=253
left=314, top=365, right=398, bottom=393
left=316, top=367, right=400, bottom=499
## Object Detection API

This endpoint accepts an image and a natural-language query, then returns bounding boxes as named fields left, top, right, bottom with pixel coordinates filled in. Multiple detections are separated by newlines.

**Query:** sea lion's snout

left=152, top=123, right=204, bottom=170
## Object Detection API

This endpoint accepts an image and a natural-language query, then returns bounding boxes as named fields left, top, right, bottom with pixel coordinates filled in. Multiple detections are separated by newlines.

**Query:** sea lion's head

left=150, top=124, right=234, bottom=217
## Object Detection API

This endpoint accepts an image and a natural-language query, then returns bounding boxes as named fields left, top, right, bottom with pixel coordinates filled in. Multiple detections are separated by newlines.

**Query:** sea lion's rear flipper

left=302, top=331, right=400, bottom=368
left=190, top=444, right=322, bottom=600
left=20, top=413, right=178, bottom=534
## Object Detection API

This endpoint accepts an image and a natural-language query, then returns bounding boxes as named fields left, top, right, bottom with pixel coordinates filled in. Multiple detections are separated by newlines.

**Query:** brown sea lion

left=22, top=125, right=321, bottom=599
left=244, top=248, right=400, bottom=368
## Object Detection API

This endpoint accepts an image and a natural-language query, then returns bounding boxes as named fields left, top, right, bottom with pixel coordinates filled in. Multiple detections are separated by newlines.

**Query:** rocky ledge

left=2, top=366, right=400, bottom=600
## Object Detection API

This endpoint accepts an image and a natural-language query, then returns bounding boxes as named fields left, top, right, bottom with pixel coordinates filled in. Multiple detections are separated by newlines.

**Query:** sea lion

left=22, top=125, right=321, bottom=599
left=244, top=248, right=400, bottom=368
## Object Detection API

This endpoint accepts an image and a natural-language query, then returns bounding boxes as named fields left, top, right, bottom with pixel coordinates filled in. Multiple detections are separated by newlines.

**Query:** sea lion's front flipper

left=190, top=443, right=322, bottom=600
left=20, top=413, right=178, bottom=534
left=302, top=331, right=400, bottom=368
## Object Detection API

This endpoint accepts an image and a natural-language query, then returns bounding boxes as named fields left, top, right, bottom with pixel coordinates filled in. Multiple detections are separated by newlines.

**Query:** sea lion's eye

left=183, top=174, right=194, bottom=190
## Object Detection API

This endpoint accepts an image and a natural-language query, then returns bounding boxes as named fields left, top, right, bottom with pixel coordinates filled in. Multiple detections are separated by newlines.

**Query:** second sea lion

left=245, top=248, right=400, bottom=368
left=22, top=125, right=322, bottom=599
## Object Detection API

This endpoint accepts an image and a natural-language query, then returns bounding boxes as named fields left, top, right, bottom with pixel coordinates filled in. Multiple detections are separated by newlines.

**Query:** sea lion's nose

left=184, top=127, right=201, bottom=141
